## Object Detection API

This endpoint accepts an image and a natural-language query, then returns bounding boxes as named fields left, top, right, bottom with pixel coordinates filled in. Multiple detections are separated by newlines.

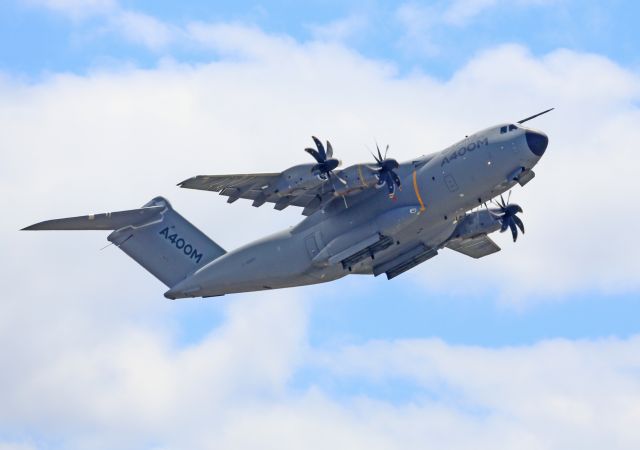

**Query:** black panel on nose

left=525, top=131, right=548, bottom=157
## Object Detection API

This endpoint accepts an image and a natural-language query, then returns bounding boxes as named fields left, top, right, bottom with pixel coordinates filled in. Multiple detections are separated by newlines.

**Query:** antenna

left=517, top=108, right=555, bottom=124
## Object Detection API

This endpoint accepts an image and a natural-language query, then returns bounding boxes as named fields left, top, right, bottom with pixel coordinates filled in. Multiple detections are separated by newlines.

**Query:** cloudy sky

left=1, top=1, right=640, bottom=449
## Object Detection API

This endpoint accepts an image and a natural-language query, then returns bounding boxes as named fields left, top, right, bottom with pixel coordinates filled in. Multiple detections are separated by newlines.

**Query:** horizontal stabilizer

left=23, top=206, right=164, bottom=231
left=23, top=197, right=226, bottom=288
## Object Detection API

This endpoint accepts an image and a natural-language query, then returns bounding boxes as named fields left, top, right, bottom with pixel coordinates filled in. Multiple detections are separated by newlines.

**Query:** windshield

left=500, top=124, right=519, bottom=134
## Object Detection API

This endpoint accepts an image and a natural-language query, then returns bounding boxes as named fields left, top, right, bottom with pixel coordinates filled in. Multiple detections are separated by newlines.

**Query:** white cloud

left=110, top=10, right=176, bottom=50
left=443, top=0, right=499, bottom=26
left=311, top=335, right=640, bottom=450
left=25, top=0, right=116, bottom=18
left=186, top=22, right=298, bottom=60
left=307, top=15, right=369, bottom=43
left=395, top=0, right=563, bottom=55
left=24, top=0, right=177, bottom=50
left=1, top=283, right=640, bottom=449
left=1, top=21, right=640, bottom=449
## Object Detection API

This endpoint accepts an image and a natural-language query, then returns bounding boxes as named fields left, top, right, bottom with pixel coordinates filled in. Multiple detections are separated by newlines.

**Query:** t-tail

left=22, top=197, right=226, bottom=291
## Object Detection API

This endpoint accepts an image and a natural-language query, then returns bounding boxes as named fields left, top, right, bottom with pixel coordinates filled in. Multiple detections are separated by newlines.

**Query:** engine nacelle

left=332, top=164, right=378, bottom=197
left=449, top=210, right=501, bottom=241
left=267, top=163, right=321, bottom=197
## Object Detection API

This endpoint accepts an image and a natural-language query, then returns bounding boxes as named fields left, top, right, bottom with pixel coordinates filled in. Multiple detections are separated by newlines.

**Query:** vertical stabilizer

left=24, top=197, right=226, bottom=288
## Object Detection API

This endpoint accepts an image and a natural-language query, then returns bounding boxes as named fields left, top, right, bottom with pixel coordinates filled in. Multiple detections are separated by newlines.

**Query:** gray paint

left=23, top=122, right=548, bottom=299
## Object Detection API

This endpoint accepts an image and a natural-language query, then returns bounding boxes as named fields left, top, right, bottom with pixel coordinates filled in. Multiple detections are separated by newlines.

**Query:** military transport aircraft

left=23, top=109, right=551, bottom=299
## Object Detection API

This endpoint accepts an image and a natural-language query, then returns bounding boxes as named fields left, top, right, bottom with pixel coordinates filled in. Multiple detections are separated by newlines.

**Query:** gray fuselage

left=165, top=123, right=547, bottom=299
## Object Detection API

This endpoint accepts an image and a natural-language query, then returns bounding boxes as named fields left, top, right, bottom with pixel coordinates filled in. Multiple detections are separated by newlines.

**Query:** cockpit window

left=501, top=124, right=518, bottom=134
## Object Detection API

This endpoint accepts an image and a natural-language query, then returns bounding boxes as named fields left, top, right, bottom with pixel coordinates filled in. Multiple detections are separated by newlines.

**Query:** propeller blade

left=512, top=215, right=525, bottom=234
left=312, top=136, right=326, bottom=160
left=500, top=220, right=510, bottom=233
left=390, top=170, right=402, bottom=188
left=508, top=218, right=518, bottom=242
left=305, top=148, right=323, bottom=163
left=326, top=141, right=334, bottom=159
left=517, top=108, right=554, bottom=124
left=505, top=204, right=523, bottom=215
left=376, top=144, right=383, bottom=163
left=386, top=176, right=395, bottom=195
left=488, top=209, right=503, bottom=218
left=507, top=190, right=512, bottom=205
left=384, top=144, right=389, bottom=160
left=334, top=172, right=348, bottom=185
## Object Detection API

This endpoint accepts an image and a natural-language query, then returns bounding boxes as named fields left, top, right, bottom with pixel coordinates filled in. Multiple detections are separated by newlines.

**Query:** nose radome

left=525, top=130, right=548, bottom=157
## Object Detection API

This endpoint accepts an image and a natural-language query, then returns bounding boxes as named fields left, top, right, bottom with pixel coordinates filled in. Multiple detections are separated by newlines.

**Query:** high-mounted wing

left=178, top=171, right=338, bottom=215
left=178, top=173, right=279, bottom=204
left=178, top=136, right=400, bottom=215
left=446, top=234, right=501, bottom=259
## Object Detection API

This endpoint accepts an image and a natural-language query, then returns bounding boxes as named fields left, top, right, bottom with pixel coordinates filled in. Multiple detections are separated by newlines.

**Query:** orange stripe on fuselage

left=412, top=170, right=426, bottom=212
left=357, top=164, right=367, bottom=187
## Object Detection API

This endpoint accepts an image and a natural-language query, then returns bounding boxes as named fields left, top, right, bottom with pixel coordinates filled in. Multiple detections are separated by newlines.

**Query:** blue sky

left=3, top=0, right=640, bottom=79
left=2, top=1, right=640, bottom=449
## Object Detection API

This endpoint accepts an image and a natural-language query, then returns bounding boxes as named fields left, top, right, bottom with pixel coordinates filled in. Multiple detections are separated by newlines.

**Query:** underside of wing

left=446, top=234, right=501, bottom=259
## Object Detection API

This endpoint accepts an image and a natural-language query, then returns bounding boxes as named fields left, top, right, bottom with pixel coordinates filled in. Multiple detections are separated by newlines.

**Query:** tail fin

left=23, top=197, right=225, bottom=287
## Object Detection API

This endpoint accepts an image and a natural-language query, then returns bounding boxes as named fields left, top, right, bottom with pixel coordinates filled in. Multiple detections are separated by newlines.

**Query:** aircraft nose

left=525, top=130, right=548, bottom=157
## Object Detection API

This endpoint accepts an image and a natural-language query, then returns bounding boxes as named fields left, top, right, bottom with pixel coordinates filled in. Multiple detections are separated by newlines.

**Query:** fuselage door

left=305, top=234, right=320, bottom=258
left=444, top=174, right=459, bottom=192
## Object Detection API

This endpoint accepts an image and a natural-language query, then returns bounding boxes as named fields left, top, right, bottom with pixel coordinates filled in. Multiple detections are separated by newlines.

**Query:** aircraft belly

left=350, top=216, right=457, bottom=275
left=165, top=229, right=336, bottom=297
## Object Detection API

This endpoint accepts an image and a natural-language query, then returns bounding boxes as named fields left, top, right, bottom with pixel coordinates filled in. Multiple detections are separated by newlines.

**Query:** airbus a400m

left=24, top=110, right=552, bottom=299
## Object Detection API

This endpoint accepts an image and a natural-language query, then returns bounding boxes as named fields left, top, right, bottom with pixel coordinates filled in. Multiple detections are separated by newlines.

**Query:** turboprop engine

left=331, top=164, right=379, bottom=197
left=266, top=163, right=323, bottom=198
left=449, top=209, right=502, bottom=241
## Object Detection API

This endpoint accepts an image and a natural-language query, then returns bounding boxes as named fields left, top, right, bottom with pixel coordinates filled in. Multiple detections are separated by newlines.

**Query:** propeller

left=305, top=136, right=345, bottom=185
left=490, top=193, right=525, bottom=242
left=370, top=144, right=401, bottom=197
